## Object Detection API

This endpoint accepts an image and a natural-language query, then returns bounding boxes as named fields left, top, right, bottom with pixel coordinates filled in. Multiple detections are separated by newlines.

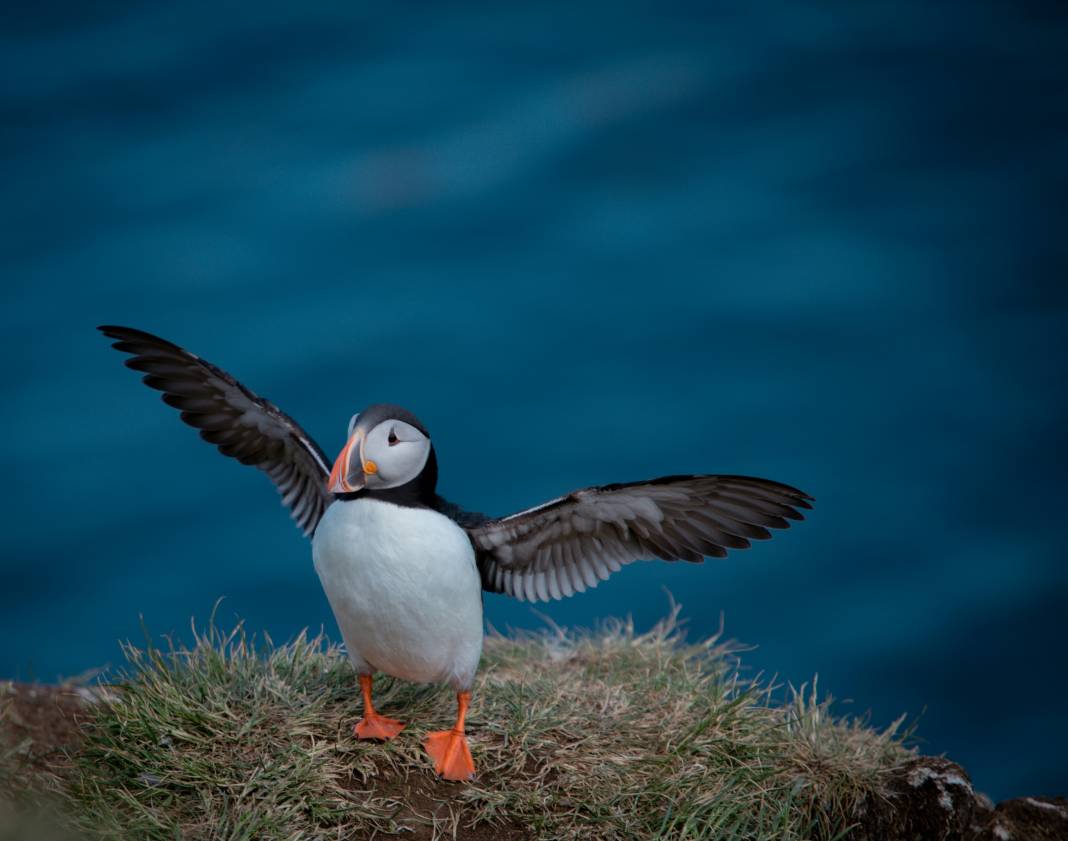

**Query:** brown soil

left=342, top=767, right=529, bottom=840
left=1, top=683, right=87, bottom=776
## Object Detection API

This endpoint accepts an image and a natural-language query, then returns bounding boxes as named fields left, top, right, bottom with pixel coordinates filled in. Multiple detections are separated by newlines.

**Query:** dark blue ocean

left=2, top=2, right=1066, bottom=802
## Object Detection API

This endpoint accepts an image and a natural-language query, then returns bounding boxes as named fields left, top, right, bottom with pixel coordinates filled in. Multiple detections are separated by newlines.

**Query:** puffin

left=99, top=325, right=813, bottom=781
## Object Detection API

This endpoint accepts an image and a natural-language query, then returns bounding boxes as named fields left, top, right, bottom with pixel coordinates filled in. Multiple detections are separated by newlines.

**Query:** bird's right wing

left=99, top=325, right=333, bottom=537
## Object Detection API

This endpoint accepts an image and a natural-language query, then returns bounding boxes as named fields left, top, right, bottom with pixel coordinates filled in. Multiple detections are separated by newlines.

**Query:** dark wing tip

left=98, top=324, right=144, bottom=340
left=785, top=490, right=814, bottom=518
left=728, top=475, right=815, bottom=511
left=98, top=324, right=185, bottom=352
left=755, top=479, right=815, bottom=506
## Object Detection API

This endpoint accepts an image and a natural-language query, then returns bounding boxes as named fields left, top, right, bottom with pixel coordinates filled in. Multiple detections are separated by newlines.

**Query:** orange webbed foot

left=354, top=712, right=405, bottom=741
left=354, top=673, right=404, bottom=740
left=424, top=728, right=475, bottom=780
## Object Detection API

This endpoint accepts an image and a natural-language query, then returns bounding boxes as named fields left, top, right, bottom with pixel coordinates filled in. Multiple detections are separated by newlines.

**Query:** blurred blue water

left=2, top=2, right=1066, bottom=801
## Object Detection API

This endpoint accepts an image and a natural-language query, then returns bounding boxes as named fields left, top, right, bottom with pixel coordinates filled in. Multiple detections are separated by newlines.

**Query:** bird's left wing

left=99, top=325, right=333, bottom=537
left=466, top=475, right=812, bottom=602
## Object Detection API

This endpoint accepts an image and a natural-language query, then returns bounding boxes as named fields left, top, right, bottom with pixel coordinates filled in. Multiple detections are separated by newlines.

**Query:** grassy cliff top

left=2, top=605, right=922, bottom=840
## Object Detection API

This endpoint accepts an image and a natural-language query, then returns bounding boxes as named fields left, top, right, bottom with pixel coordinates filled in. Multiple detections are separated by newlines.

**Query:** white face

left=360, top=418, right=431, bottom=489
left=328, top=414, right=432, bottom=493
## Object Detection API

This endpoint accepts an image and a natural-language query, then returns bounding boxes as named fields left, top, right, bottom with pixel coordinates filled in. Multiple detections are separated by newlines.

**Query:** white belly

left=312, top=498, right=483, bottom=689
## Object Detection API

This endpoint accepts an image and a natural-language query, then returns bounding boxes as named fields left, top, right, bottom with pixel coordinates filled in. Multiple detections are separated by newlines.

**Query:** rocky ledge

left=857, top=757, right=1067, bottom=841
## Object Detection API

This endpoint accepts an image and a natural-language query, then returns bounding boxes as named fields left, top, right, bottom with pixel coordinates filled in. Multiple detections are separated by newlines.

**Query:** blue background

left=2, top=2, right=1066, bottom=802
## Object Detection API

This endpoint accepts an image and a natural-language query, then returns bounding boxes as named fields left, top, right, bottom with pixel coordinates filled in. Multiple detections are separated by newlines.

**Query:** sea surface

left=2, top=2, right=1066, bottom=801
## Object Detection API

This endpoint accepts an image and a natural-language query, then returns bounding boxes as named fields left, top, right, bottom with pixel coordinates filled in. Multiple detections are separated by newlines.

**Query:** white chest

left=311, top=498, right=484, bottom=689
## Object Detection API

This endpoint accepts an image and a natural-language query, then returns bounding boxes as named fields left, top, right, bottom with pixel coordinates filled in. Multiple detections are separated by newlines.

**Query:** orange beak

left=328, top=431, right=366, bottom=494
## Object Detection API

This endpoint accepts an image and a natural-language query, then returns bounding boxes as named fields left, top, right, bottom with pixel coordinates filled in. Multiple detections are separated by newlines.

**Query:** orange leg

left=353, top=674, right=405, bottom=740
left=423, top=690, right=476, bottom=781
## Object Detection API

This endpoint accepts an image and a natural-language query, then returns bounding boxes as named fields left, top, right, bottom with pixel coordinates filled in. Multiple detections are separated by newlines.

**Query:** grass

left=2, top=603, right=914, bottom=840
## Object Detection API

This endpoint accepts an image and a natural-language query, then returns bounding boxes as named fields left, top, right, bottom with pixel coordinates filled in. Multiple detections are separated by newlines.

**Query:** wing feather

left=100, top=325, right=333, bottom=537
left=469, top=475, right=812, bottom=602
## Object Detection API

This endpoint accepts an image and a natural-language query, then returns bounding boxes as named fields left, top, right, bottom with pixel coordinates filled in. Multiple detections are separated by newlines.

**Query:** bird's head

left=327, top=403, right=436, bottom=497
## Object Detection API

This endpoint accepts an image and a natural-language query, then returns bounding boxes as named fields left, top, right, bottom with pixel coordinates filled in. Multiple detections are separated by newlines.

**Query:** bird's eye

left=388, top=429, right=399, bottom=446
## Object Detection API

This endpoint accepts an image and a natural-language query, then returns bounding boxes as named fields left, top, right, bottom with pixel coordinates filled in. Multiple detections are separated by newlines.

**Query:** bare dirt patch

left=1, top=684, right=87, bottom=775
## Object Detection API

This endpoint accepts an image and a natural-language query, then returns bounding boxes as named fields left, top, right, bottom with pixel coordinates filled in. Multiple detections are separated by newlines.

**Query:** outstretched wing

left=99, top=325, right=333, bottom=537
left=467, top=475, right=812, bottom=602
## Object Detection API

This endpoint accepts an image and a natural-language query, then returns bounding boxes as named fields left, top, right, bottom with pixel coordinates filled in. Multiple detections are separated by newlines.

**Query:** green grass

left=3, top=604, right=914, bottom=840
